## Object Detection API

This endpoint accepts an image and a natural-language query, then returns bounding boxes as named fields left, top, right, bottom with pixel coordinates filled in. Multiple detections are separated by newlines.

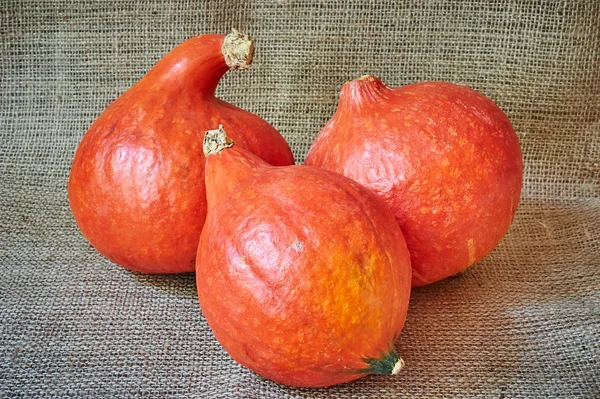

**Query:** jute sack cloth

left=1, top=1, right=598, bottom=397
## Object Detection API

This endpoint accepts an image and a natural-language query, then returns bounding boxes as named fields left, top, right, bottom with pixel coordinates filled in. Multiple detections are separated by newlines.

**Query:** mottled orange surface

left=68, top=34, right=293, bottom=274
left=197, top=140, right=412, bottom=387
left=306, top=76, right=522, bottom=287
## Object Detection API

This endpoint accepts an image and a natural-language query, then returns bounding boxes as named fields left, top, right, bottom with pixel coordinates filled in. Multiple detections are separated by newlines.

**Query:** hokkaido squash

left=68, top=30, right=293, bottom=274
left=196, top=126, right=412, bottom=387
left=305, top=75, right=523, bottom=286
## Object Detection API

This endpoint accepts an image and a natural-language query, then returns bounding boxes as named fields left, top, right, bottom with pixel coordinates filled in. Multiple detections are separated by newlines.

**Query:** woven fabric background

left=1, top=0, right=599, bottom=397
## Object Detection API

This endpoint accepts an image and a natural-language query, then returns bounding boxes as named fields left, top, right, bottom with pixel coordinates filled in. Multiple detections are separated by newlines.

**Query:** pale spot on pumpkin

left=291, top=240, right=305, bottom=252
left=467, top=238, right=476, bottom=265
left=420, top=206, right=428, bottom=214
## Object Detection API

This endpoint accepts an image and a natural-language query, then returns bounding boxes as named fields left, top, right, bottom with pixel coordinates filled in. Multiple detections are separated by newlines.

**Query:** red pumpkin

left=68, top=30, right=293, bottom=274
left=305, top=75, right=523, bottom=287
left=197, top=126, right=412, bottom=388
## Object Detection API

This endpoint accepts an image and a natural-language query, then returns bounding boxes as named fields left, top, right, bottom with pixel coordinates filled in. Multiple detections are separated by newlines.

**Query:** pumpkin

left=305, top=75, right=523, bottom=286
left=68, top=30, right=293, bottom=273
left=197, top=126, right=412, bottom=387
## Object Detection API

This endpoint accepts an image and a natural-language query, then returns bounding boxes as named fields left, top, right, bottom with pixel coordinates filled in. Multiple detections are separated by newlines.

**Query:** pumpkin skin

left=197, top=127, right=412, bottom=388
left=68, top=31, right=294, bottom=274
left=305, top=76, right=523, bottom=287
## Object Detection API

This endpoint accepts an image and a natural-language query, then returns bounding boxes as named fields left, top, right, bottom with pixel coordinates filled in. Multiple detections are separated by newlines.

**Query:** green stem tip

left=360, top=349, right=405, bottom=375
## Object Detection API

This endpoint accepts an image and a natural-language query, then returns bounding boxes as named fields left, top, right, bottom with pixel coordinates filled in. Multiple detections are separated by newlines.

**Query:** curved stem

left=140, top=30, right=254, bottom=97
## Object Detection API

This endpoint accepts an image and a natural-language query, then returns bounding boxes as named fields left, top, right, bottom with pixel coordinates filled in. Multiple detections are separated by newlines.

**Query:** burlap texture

left=1, top=1, right=599, bottom=397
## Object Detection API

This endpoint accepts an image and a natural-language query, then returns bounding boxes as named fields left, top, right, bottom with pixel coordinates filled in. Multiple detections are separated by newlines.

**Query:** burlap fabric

left=1, top=1, right=599, bottom=397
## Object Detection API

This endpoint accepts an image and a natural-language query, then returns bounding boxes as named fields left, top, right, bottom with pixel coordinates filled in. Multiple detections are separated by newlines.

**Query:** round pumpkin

left=305, top=75, right=523, bottom=286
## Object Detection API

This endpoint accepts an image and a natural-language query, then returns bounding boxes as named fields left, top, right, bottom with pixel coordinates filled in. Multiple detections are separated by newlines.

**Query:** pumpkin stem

left=359, top=349, right=404, bottom=375
left=203, top=125, right=235, bottom=156
left=335, top=75, right=391, bottom=117
left=222, top=29, right=254, bottom=70
left=347, top=75, right=391, bottom=104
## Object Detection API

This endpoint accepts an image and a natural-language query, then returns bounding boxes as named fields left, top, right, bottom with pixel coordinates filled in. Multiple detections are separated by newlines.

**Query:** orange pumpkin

left=196, top=126, right=412, bottom=388
left=306, top=76, right=523, bottom=286
left=68, top=30, right=293, bottom=274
